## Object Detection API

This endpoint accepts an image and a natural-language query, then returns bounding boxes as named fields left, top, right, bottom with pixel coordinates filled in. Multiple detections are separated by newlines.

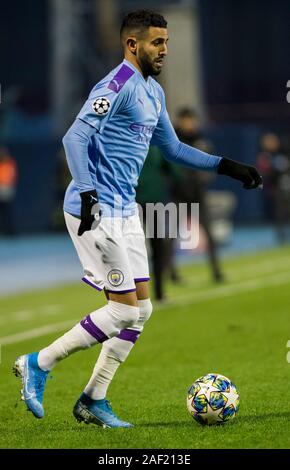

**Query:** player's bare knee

left=108, top=291, right=138, bottom=307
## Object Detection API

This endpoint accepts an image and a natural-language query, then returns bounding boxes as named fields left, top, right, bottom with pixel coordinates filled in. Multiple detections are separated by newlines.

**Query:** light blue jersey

left=63, top=59, right=222, bottom=217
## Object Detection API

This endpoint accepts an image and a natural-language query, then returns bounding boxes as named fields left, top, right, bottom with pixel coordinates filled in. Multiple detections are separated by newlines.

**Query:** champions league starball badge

left=107, top=269, right=124, bottom=286
left=92, top=97, right=111, bottom=116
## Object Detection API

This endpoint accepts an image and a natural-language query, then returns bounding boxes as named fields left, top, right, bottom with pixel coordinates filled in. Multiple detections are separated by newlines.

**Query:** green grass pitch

left=1, top=245, right=290, bottom=449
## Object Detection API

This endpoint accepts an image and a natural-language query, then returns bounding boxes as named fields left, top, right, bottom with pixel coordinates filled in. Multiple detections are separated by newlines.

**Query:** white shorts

left=64, top=212, right=150, bottom=293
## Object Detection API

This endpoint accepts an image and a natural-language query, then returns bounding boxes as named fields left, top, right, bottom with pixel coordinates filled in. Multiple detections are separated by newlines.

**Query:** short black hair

left=120, top=9, right=167, bottom=41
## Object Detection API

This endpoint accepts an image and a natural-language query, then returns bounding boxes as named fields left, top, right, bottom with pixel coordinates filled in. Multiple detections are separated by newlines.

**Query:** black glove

left=78, top=190, right=101, bottom=236
left=217, top=157, right=263, bottom=189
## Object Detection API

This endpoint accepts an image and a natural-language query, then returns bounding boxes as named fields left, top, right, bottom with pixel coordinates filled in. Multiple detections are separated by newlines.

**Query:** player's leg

left=76, top=216, right=152, bottom=426
left=68, top=215, right=148, bottom=427
left=82, top=282, right=151, bottom=397
left=13, top=292, right=138, bottom=420
left=75, top=283, right=152, bottom=427
left=72, top=287, right=142, bottom=428
left=13, top=214, right=139, bottom=420
left=36, top=291, right=138, bottom=371
left=81, top=282, right=149, bottom=399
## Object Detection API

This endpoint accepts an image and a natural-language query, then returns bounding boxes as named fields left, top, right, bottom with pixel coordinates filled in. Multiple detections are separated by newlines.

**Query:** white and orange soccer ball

left=187, top=373, right=240, bottom=425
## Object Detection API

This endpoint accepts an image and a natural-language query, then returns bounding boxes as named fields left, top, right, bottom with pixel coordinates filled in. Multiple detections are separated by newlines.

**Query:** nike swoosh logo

left=24, top=389, right=36, bottom=400
left=23, top=361, right=36, bottom=400
left=90, top=195, right=98, bottom=203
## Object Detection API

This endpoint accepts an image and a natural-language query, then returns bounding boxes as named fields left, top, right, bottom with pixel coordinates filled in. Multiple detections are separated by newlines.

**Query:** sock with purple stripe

left=84, top=299, right=152, bottom=400
left=37, top=301, right=139, bottom=371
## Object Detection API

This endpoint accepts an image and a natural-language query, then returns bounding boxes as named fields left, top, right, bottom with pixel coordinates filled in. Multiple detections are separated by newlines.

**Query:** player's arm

left=63, top=83, right=126, bottom=235
left=62, top=118, right=99, bottom=236
left=152, top=96, right=262, bottom=190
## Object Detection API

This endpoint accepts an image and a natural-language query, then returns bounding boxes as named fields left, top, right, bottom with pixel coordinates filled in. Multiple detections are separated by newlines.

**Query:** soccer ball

left=187, top=373, right=239, bottom=425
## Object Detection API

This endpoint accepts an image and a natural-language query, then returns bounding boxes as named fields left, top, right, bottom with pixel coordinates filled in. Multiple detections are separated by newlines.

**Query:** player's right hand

left=78, top=190, right=101, bottom=236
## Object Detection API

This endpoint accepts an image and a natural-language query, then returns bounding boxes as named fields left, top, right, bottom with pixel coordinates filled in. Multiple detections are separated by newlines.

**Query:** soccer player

left=13, top=10, right=262, bottom=428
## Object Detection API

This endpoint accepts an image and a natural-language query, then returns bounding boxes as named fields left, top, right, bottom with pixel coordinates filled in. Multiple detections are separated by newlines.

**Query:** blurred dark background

left=0, top=0, right=289, bottom=233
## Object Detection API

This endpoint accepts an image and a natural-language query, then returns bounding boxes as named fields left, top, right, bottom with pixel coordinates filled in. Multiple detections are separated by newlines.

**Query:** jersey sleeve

left=63, top=64, right=135, bottom=194
left=62, top=118, right=97, bottom=193
left=76, top=79, right=128, bottom=133
left=152, top=90, right=222, bottom=171
left=151, top=90, right=178, bottom=149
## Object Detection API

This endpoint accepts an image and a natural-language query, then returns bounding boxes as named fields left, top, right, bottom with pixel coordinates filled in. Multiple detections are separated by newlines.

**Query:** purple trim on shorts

left=106, top=288, right=136, bottom=294
left=82, top=277, right=103, bottom=291
left=134, top=277, right=150, bottom=283
left=117, top=329, right=141, bottom=344
left=80, top=315, right=108, bottom=343
left=108, top=64, right=135, bottom=93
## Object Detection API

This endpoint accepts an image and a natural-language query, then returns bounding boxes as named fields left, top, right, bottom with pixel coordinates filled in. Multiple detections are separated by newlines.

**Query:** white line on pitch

left=0, top=304, right=62, bottom=320
left=1, top=270, right=289, bottom=346
left=183, top=257, right=290, bottom=288
left=157, top=270, right=290, bottom=309
left=0, top=319, right=78, bottom=346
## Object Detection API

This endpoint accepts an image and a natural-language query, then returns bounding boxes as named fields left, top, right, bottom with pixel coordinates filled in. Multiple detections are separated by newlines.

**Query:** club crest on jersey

left=92, top=97, right=111, bottom=116
left=156, top=98, right=161, bottom=116
left=107, top=269, right=124, bottom=287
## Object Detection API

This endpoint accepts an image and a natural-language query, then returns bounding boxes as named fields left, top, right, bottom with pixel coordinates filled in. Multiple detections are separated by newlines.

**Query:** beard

left=138, top=47, right=162, bottom=77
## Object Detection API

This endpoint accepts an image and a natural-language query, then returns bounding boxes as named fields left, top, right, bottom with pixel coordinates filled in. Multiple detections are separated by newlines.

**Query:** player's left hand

left=217, top=157, right=263, bottom=189
left=78, top=190, right=101, bottom=236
